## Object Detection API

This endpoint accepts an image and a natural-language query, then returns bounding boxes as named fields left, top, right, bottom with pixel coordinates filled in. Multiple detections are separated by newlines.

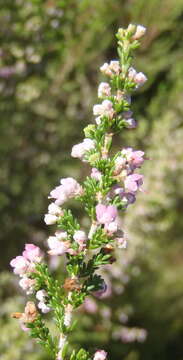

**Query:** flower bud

left=44, top=213, right=57, bottom=225
left=132, top=25, right=146, bottom=40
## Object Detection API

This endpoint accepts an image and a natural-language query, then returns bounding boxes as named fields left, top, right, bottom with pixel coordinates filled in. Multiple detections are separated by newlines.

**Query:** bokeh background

left=1, top=0, right=183, bottom=359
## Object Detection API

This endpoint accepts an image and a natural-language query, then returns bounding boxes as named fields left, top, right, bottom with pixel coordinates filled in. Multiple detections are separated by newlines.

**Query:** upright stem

left=57, top=291, right=73, bottom=360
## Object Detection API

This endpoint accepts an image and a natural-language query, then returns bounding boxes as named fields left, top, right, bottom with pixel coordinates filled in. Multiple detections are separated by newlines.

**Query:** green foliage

left=28, top=317, right=56, bottom=357
left=70, top=348, right=91, bottom=360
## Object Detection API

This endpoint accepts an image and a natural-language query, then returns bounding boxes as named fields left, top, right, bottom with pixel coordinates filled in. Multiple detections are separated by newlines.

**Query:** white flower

left=93, top=350, right=107, bottom=360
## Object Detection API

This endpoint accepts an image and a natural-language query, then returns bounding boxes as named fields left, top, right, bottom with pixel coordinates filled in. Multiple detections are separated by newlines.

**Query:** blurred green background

left=1, top=0, right=183, bottom=359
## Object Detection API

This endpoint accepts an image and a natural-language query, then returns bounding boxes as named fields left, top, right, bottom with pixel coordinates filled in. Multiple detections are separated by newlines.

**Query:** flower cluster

left=10, top=24, right=148, bottom=360
left=10, top=244, right=42, bottom=294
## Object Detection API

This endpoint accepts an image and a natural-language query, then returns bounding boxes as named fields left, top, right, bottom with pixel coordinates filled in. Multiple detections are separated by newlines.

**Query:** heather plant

left=10, top=24, right=147, bottom=360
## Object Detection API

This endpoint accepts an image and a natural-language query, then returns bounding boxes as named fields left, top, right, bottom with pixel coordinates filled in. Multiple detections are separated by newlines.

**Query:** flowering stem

left=10, top=24, right=148, bottom=360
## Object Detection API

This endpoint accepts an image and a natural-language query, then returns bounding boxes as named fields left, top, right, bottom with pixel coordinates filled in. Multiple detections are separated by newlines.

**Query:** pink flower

left=100, top=63, right=113, bottom=76
left=125, top=118, right=137, bottom=128
left=130, top=150, right=144, bottom=167
left=49, top=185, right=67, bottom=205
left=105, top=221, right=118, bottom=234
left=23, top=244, right=43, bottom=262
left=98, top=82, right=111, bottom=98
left=122, top=111, right=137, bottom=129
left=49, top=178, right=83, bottom=205
left=38, top=301, right=51, bottom=314
left=121, top=148, right=145, bottom=169
left=93, top=100, right=114, bottom=119
left=10, top=256, right=29, bottom=275
left=109, top=60, right=120, bottom=74
left=36, top=291, right=51, bottom=313
left=36, top=289, right=47, bottom=301
left=10, top=244, right=43, bottom=278
left=73, top=230, right=87, bottom=247
left=100, top=60, right=120, bottom=76
left=114, top=156, right=126, bottom=174
left=124, top=174, right=143, bottom=192
left=96, top=204, right=117, bottom=224
left=128, top=68, right=147, bottom=86
left=91, top=168, right=102, bottom=181
left=71, top=138, right=95, bottom=160
left=116, top=237, right=127, bottom=249
left=134, top=72, right=147, bottom=86
left=93, top=350, right=107, bottom=360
